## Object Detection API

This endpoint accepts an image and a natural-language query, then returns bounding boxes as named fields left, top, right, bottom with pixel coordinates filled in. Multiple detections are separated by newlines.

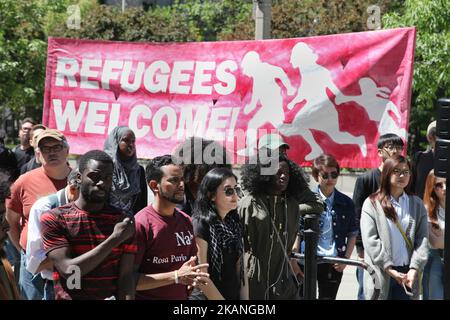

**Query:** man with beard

left=13, top=118, right=36, bottom=177
left=40, top=150, right=136, bottom=300
left=134, top=155, right=207, bottom=300
left=6, top=129, right=71, bottom=299
left=20, top=124, right=47, bottom=175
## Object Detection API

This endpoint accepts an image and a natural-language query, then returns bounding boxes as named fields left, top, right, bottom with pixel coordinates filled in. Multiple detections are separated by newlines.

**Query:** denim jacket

left=299, top=188, right=358, bottom=257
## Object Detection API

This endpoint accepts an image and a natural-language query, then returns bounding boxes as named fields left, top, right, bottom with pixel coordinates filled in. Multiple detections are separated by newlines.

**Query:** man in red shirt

left=134, top=155, right=208, bottom=300
left=6, top=129, right=71, bottom=299
left=41, top=150, right=136, bottom=300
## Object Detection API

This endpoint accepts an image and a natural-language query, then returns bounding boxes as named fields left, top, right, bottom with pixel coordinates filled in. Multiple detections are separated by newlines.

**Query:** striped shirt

left=41, top=202, right=137, bottom=300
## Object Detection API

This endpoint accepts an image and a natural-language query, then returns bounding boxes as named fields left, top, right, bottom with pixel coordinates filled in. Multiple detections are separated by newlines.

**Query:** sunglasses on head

left=320, top=172, right=339, bottom=180
left=223, top=186, right=243, bottom=197
left=435, top=182, right=446, bottom=189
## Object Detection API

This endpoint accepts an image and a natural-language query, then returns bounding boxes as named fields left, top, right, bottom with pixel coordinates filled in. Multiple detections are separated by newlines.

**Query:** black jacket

left=352, top=168, right=381, bottom=251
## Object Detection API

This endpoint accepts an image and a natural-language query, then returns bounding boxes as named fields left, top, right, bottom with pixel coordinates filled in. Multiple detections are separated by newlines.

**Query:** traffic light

left=434, top=97, right=450, bottom=300
left=434, top=98, right=450, bottom=178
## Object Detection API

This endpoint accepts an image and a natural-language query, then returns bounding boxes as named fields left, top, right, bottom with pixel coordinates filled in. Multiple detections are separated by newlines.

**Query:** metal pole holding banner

left=254, top=0, right=272, bottom=40
left=434, top=97, right=450, bottom=299
left=302, top=214, right=319, bottom=299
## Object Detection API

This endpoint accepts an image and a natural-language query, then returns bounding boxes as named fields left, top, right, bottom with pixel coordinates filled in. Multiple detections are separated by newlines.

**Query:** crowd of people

left=0, top=117, right=445, bottom=300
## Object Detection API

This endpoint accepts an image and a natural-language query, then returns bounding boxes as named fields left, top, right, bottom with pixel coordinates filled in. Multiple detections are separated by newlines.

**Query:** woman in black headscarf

left=104, top=126, right=147, bottom=215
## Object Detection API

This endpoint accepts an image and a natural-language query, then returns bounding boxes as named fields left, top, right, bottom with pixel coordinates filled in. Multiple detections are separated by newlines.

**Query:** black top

left=0, top=145, right=18, bottom=179
left=352, top=168, right=381, bottom=251
left=132, top=165, right=148, bottom=215
left=192, top=216, right=240, bottom=300
left=177, top=188, right=195, bottom=216
left=13, top=145, right=34, bottom=171
left=20, top=156, right=41, bottom=175
left=411, top=149, right=434, bottom=199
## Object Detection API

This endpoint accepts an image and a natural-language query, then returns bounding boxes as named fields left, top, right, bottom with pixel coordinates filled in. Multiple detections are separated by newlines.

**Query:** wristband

left=175, top=270, right=179, bottom=284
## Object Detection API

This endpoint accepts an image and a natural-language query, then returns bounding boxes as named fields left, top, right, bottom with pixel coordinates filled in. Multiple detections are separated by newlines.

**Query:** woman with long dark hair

left=104, top=126, right=147, bottom=215
left=422, top=170, right=445, bottom=299
left=361, top=156, right=429, bottom=300
left=191, top=167, right=245, bottom=300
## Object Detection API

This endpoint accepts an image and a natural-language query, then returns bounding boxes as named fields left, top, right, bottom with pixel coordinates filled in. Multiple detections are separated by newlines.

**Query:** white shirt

left=437, top=206, right=445, bottom=231
left=316, top=188, right=337, bottom=257
left=26, top=188, right=68, bottom=280
left=387, top=193, right=410, bottom=266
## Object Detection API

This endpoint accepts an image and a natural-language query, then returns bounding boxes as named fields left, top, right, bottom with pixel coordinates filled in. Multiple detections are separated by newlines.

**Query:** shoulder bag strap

left=395, top=220, right=414, bottom=252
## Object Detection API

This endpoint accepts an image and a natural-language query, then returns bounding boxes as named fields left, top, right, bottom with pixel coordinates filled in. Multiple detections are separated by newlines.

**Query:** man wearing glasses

left=5, top=129, right=71, bottom=299
left=13, top=118, right=36, bottom=178
left=352, top=133, right=404, bottom=300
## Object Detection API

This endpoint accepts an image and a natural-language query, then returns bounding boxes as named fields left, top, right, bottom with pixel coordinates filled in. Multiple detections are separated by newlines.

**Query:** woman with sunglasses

left=361, top=156, right=429, bottom=300
left=422, top=170, right=446, bottom=299
left=190, top=168, right=246, bottom=300
left=298, top=154, right=358, bottom=299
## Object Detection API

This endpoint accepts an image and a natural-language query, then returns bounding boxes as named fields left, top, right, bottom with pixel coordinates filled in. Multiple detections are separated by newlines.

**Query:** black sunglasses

left=435, top=182, right=446, bottom=189
left=224, top=186, right=243, bottom=197
left=320, top=172, right=339, bottom=180
left=39, top=144, right=64, bottom=154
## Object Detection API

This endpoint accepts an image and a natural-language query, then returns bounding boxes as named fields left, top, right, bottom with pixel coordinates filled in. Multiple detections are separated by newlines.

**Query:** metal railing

left=291, top=252, right=381, bottom=300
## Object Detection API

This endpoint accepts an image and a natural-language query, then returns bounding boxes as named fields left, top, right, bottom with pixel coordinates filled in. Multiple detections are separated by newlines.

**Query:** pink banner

left=43, top=28, right=415, bottom=168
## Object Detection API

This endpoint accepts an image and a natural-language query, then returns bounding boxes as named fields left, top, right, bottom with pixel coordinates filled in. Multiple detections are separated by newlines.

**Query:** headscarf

left=104, top=126, right=140, bottom=214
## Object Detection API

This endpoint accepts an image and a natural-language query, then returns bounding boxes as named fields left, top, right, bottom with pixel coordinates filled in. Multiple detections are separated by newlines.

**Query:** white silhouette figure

left=238, top=51, right=295, bottom=156
left=335, top=77, right=407, bottom=140
left=279, top=42, right=367, bottom=161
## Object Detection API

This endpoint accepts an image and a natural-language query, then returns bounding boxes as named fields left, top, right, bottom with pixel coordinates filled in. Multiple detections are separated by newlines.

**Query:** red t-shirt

left=6, top=166, right=68, bottom=250
left=41, top=202, right=137, bottom=300
left=134, top=205, right=197, bottom=300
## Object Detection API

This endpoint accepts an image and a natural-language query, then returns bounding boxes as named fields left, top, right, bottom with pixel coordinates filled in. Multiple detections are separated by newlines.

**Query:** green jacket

left=239, top=189, right=323, bottom=300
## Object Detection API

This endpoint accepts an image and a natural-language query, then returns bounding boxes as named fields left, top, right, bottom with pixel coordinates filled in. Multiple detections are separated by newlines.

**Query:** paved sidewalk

left=336, top=249, right=359, bottom=300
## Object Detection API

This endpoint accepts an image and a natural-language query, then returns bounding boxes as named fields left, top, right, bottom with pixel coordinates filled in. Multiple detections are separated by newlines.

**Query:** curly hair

left=241, top=154, right=310, bottom=198
left=172, top=136, right=231, bottom=188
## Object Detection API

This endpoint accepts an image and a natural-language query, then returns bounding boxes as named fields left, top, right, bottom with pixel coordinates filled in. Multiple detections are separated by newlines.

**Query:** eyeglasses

left=392, top=169, right=410, bottom=176
left=435, top=182, right=446, bottom=189
left=224, top=186, right=243, bottom=197
left=320, top=172, right=339, bottom=180
left=39, top=144, right=64, bottom=154
left=383, top=144, right=404, bottom=152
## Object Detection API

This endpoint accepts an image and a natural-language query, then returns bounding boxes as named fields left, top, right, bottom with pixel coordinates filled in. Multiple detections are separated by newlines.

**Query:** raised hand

left=112, top=217, right=135, bottom=243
